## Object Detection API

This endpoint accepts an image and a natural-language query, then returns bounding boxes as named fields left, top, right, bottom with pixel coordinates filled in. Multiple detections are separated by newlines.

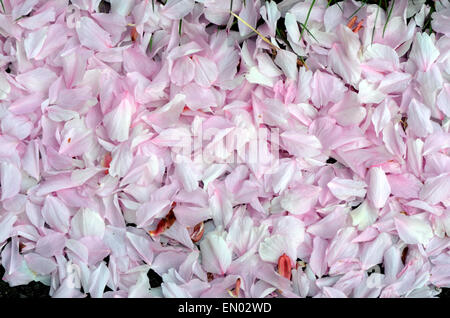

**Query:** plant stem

left=148, top=33, right=154, bottom=53
left=349, top=0, right=367, bottom=20
left=371, top=0, right=381, bottom=44
left=299, top=0, right=316, bottom=42
left=383, top=0, right=395, bottom=37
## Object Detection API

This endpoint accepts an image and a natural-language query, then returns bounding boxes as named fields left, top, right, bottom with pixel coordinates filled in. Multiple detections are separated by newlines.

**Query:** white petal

left=246, top=66, right=275, bottom=87
left=200, top=230, right=232, bottom=275
left=407, top=99, right=433, bottom=138
left=103, top=95, right=135, bottom=142
left=24, top=27, right=48, bottom=59
left=42, top=196, right=71, bottom=233
left=70, top=208, right=106, bottom=239
left=395, top=214, right=433, bottom=245
left=419, top=173, right=450, bottom=205
left=193, top=55, right=218, bottom=87
left=88, top=262, right=110, bottom=298
left=350, top=200, right=378, bottom=231
left=76, top=17, right=112, bottom=52
left=409, top=32, right=440, bottom=72
left=0, top=73, right=11, bottom=100
left=371, top=101, right=391, bottom=136
left=327, top=178, right=367, bottom=200
left=0, top=162, right=21, bottom=201
left=367, top=167, right=391, bottom=209
left=274, top=49, right=298, bottom=80
left=258, top=234, right=286, bottom=263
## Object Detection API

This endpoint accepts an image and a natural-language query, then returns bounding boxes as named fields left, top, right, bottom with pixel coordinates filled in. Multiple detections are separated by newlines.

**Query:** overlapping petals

left=0, top=0, right=449, bottom=298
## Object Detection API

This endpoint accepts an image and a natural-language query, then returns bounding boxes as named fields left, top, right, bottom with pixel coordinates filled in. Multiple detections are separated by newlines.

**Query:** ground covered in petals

left=0, top=0, right=449, bottom=298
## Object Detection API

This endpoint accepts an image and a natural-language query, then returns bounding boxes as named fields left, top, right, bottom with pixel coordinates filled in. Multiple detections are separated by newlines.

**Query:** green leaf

left=371, top=0, right=382, bottom=44
left=299, top=22, right=318, bottom=42
left=348, top=0, right=367, bottom=20
left=276, top=27, right=283, bottom=40
left=297, top=55, right=307, bottom=69
left=383, top=0, right=395, bottom=37
left=327, top=0, right=342, bottom=10
left=0, top=0, right=5, bottom=13
left=422, top=1, right=436, bottom=33
left=327, top=0, right=343, bottom=11
left=148, top=34, right=154, bottom=53
left=299, top=0, right=316, bottom=42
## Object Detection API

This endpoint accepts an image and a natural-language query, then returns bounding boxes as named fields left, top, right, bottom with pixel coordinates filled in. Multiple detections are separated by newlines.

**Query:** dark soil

left=439, top=288, right=450, bottom=298
left=147, top=269, right=163, bottom=288
left=0, top=266, right=50, bottom=298
left=0, top=265, right=163, bottom=298
left=0, top=265, right=448, bottom=298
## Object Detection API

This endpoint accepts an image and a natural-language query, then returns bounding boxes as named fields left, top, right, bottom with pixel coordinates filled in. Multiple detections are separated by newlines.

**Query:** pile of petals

left=0, top=0, right=449, bottom=298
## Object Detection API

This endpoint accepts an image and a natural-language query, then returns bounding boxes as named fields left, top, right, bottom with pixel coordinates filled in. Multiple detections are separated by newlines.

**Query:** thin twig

left=230, top=11, right=308, bottom=69
left=230, top=11, right=278, bottom=50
